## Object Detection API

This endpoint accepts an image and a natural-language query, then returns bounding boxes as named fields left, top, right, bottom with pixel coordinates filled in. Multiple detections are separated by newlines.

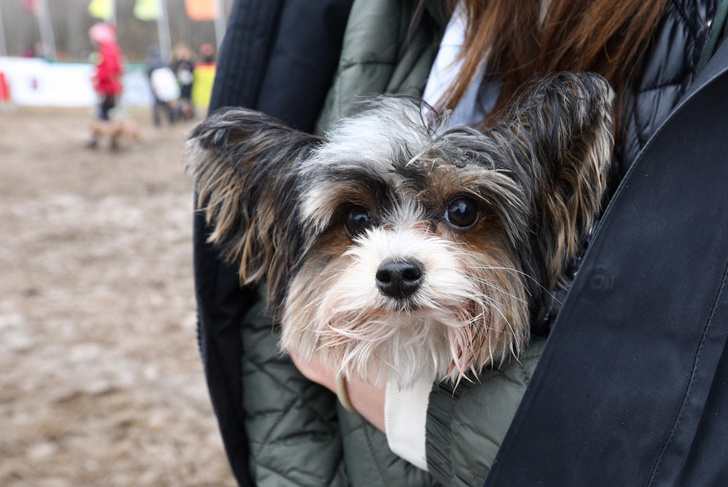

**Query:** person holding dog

left=194, top=0, right=725, bottom=486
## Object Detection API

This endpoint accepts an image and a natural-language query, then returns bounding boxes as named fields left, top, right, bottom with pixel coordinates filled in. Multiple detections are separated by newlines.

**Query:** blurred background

left=0, top=1, right=238, bottom=486
left=0, top=0, right=224, bottom=61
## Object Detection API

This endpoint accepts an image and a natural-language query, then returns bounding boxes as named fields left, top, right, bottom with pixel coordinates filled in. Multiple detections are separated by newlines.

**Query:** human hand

left=288, top=349, right=387, bottom=433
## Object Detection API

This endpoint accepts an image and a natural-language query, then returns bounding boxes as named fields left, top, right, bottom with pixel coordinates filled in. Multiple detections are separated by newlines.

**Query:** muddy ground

left=0, top=107, right=237, bottom=486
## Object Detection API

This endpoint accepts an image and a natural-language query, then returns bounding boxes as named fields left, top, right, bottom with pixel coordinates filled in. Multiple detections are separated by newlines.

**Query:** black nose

left=375, top=259, right=424, bottom=299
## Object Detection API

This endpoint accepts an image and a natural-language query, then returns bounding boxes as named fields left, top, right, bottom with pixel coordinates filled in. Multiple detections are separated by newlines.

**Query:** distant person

left=20, top=45, right=36, bottom=58
left=146, top=45, right=180, bottom=127
left=170, top=43, right=196, bottom=121
left=199, top=43, right=215, bottom=63
left=87, top=22, right=123, bottom=148
left=191, top=44, right=216, bottom=114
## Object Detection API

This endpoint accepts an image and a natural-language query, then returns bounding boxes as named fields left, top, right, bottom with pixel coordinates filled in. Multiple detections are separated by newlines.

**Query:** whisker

left=466, top=277, right=530, bottom=304
left=468, top=264, right=558, bottom=302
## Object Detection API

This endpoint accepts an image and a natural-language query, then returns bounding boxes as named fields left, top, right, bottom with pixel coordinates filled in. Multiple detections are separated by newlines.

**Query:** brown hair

left=438, top=0, right=670, bottom=133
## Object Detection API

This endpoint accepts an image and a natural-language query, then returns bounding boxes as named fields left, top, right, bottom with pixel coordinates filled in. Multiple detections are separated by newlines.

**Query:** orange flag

left=185, top=0, right=216, bottom=21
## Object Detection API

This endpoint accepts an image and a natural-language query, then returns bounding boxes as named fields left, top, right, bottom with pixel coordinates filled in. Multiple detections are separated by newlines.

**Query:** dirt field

left=0, top=107, right=237, bottom=486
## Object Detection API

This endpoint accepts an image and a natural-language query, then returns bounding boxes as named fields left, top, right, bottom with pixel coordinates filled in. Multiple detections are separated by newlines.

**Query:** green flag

left=88, top=0, right=114, bottom=20
left=134, top=0, right=159, bottom=21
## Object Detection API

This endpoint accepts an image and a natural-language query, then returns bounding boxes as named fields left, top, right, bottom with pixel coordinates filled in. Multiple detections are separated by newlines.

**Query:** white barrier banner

left=0, top=56, right=152, bottom=107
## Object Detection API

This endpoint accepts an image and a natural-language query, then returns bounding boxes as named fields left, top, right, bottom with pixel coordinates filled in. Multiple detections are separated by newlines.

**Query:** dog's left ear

left=494, top=72, right=615, bottom=288
left=185, top=107, right=322, bottom=308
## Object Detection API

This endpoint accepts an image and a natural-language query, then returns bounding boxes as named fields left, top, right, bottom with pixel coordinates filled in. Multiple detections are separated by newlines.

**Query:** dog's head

left=186, top=72, right=614, bottom=386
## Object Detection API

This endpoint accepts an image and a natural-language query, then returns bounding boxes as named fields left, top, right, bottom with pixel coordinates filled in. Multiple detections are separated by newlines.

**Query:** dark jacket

left=196, top=0, right=724, bottom=485
left=487, top=11, right=728, bottom=487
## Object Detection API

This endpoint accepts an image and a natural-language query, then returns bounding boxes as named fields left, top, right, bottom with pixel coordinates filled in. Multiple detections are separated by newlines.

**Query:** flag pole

left=213, top=0, right=226, bottom=49
left=36, top=0, right=57, bottom=60
left=156, top=0, right=171, bottom=61
left=0, top=2, right=7, bottom=57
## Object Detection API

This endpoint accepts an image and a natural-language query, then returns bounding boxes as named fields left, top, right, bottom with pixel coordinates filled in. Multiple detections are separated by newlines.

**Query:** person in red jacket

left=87, top=22, right=123, bottom=149
left=88, top=22, right=123, bottom=148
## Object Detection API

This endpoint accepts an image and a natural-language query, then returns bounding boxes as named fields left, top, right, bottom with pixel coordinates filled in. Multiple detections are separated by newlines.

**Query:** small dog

left=185, top=72, right=614, bottom=387
left=89, top=119, right=142, bottom=150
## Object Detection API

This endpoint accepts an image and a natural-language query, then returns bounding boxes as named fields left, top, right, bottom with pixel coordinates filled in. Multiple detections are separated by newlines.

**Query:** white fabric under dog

left=385, top=378, right=433, bottom=471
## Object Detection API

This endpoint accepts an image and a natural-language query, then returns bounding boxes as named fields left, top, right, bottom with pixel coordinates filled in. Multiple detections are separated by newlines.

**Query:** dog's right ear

left=185, top=107, right=322, bottom=304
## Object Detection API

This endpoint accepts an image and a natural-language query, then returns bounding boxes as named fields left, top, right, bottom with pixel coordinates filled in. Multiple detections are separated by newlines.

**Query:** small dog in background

left=185, top=72, right=614, bottom=388
left=88, top=119, right=142, bottom=150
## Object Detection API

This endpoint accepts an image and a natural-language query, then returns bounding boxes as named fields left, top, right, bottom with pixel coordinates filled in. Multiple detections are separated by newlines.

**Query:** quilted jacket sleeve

left=425, top=337, right=547, bottom=486
left=241, top=300, right=348, bottom=487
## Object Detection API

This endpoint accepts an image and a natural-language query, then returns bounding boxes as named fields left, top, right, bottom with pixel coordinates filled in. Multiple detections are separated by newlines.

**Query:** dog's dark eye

left=445, top=196, right=478, bottom=228
left=344, top=205, right=372, bottom=238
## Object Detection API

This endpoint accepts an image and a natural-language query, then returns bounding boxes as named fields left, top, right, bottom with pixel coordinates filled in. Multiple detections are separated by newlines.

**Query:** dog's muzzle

left=375, top=258, right=424, bottom=299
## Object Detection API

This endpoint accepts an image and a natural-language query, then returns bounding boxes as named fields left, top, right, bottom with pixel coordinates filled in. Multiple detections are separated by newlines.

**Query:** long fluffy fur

left=185, top=72, right=614, bottom=387
left=186, top=109, right=322, bottom=308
